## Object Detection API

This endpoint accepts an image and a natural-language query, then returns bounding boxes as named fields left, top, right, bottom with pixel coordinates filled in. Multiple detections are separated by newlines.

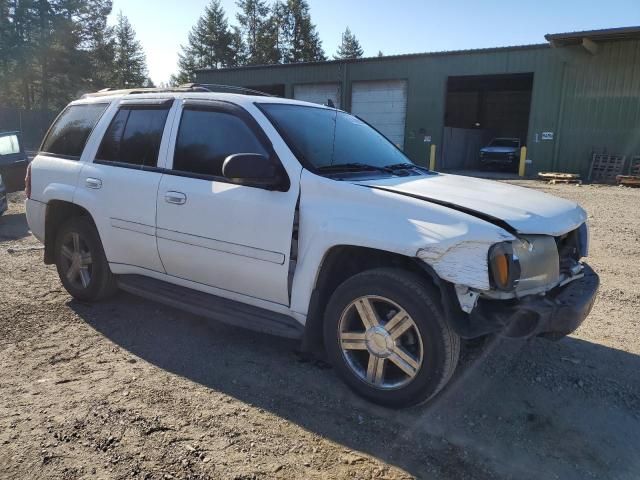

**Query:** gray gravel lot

left=0, top=180, right=639, bottom=480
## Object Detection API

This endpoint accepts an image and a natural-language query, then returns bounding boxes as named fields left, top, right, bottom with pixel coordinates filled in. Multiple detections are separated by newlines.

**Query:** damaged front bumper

left=442, top=264, right=599, bottom=340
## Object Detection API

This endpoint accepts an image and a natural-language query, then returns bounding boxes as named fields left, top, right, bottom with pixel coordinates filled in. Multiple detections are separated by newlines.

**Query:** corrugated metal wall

left=197, top=39, right=640, bottom=175
left=553, top=40, right=640, bottom=174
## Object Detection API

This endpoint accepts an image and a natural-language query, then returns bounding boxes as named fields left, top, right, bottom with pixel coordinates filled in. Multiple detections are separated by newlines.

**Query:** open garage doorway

left=441, top=73, right=533, bottom=173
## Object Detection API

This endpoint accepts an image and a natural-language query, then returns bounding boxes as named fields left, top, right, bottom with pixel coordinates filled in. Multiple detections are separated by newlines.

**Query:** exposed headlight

left=489, top=235, right=560, bottom=295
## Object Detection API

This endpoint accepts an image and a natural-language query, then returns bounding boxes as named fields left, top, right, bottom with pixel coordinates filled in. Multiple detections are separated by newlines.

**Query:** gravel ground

left=1, top=181, right=639, bottom=480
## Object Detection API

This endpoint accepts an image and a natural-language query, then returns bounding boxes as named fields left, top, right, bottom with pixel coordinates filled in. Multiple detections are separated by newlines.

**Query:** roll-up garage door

left=351, top=80, right=407, bottom=148
left=293, top=83, right=341, bottom=108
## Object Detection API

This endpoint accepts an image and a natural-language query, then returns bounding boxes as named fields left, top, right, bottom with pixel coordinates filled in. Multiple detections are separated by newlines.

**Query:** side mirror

left=222, top=153, right=284, bottom=190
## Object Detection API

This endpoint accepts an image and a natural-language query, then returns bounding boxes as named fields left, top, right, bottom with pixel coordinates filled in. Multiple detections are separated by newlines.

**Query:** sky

left=109, top=0, right=640, bottom=85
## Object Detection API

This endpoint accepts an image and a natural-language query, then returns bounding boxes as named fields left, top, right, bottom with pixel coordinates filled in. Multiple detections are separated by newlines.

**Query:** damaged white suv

left=26, top=87, right=599, bottom=408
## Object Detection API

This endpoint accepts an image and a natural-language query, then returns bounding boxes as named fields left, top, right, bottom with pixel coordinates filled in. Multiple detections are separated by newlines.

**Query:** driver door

left=156, top=99, right=299, bottom=306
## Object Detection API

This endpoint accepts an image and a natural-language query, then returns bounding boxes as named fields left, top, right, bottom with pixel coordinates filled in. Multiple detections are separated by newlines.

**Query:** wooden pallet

left=589, top=153, right=626, bottom=183
left=616, top=175, right=640, bottom=187
left=538, top=172, right=582, bottom=184
left=549, top=178, right=582, bottom=185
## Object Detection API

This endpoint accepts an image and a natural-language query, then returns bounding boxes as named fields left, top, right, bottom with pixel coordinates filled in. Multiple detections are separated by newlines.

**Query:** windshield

left=259, top=103, right=413, bottom=171
left=489, top=138, right=519, bottom=148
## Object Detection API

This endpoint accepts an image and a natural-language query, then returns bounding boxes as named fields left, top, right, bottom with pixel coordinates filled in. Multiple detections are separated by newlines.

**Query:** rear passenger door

left=77, top=98, right=176, bottom=273
left=155, top=100, right=299, bottom=306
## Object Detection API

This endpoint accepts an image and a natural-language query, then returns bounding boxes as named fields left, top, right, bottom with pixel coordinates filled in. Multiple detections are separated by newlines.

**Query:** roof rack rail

left=81, top=83, right=276, bottom=99
left=81, top=85, right=211, bottom=99
left=185, top=83, right=276, bottom=97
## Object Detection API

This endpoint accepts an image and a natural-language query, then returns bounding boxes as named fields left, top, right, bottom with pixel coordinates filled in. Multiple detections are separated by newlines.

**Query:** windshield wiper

left=383, top=162, right=418, bottom=170
left=316, top=163, right=393, bottom=173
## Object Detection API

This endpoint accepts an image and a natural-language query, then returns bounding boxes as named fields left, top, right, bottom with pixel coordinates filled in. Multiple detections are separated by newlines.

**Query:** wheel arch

left=300, top=245, right=442, bottom=355
left=44, top=200, right=96, bottom=264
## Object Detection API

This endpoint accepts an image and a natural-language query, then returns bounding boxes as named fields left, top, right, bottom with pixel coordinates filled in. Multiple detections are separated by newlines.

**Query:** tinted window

left=259, top=103, right=411, bottom=170
left=96, top=107, right=170, bottom=167
left=0, top=134, right=20, bottom=156
left=173, top=109, right=268, bottom=177
left=41, top=104, right=108, bottom=159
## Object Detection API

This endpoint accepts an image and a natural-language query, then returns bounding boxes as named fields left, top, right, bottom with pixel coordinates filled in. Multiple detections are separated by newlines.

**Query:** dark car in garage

left=479, top=138, right=521, bottom=168
left=0, top=131, right=29, bottom=193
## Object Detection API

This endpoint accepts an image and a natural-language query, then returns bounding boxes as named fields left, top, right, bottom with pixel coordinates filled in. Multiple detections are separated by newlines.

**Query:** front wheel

left=324, top=268, right=460, bottom=408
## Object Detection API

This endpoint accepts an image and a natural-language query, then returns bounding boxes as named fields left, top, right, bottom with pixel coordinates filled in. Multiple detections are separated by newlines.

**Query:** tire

left=54, top=216, right=117, bottom=302
left=323, top=268, right=460, bottom=408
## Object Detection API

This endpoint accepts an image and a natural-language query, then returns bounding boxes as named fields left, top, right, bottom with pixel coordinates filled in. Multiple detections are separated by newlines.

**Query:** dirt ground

left=1, top=180, right=639, bottom=480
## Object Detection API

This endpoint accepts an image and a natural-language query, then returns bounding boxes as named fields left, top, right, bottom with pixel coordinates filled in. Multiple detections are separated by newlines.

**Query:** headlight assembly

left=489, top=235, right=561, bottom=296
left=488, top=241, right=520, bottom=291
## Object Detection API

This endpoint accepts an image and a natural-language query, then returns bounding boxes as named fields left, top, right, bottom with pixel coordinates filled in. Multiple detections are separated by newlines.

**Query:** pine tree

left=82, top=0, right=117, bottom=90
left=171, top=0, right=236, bottom=84
left=377, top=50, right=384, bottom=57
left=334, top=27, right=364, bottom=60
left=236, top=0, right=273, bottom=65
left=112, top=12, right=150, bottom=88
left=0, top=0, right=118, bottom=109
left=280, top=0, right=325, bottom=63
left=228, top=25, right=247, bottom=66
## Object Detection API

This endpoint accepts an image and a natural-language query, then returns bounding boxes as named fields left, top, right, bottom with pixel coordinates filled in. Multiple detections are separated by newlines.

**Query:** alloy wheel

left=59, top=231, right=93, bottom=290
left=338, top=295, right=424, bottom=390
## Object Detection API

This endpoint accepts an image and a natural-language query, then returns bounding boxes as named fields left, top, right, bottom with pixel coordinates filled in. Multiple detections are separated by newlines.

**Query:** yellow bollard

left=429, top=144, right=437, bottom=171
left=518, top=146, right=527, bottom=177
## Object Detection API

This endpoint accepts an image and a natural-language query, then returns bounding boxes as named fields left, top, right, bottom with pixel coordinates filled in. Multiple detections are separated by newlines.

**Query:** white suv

left=26, top=86, right=599, bottom=407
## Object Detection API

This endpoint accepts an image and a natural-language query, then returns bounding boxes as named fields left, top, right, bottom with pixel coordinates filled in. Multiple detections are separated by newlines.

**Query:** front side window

left=96, top=106, right=170, bottom=168
left=173, top=108, right=268, bottom=178
left=41, top=103, right=108, bottom=159
left=0, top=134, right=20, bottom=156
left=258, top=103, right=413, bottom=171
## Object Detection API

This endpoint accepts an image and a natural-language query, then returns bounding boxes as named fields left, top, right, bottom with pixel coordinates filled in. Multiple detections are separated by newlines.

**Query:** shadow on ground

left=70, top=293, right=640, bottom=480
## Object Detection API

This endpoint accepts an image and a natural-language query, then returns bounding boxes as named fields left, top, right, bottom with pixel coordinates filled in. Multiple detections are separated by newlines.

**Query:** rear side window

left=0, top=134, right=20, bottom=156
left=173, top=109, right=268, bottom=178
left=41, top=103, right=108, bottom=159
left=96, top=106, right=170, bottom=168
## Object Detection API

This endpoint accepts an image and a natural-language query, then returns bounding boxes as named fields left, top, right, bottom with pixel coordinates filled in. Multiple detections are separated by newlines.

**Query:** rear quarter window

left=41, top=103, right=109, bottom=159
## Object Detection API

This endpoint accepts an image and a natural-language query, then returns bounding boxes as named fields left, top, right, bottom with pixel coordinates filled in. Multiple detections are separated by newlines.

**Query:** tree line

left=172, top=0, right=366, bottom=84
left=0, top=0, right=151, bottom=110
left=0, top=0, right=367, bottom=110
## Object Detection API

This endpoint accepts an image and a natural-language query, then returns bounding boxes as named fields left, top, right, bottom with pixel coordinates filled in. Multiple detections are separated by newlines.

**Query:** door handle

left=165, top=191, right=187, bottom=205
left=85, top=177, right=102, bottom=189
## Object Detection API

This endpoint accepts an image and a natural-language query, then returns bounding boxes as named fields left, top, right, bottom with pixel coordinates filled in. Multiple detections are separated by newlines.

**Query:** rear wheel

left=324, top=268, right=460, bottom=408
left=55, top=216, right=117, bottom=301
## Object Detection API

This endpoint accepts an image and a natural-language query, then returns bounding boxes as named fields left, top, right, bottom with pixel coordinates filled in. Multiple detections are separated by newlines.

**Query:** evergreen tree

left=280, top=0, right=325, bottom=63
left=171, top=0, right=235, bottom=84
left=112, top=12, right=150, bottom=88
left=228, top=25, right=247, bottom=66
left=236, top=0, right=273, bottom=65
left=377, top=50, right=384, bottom=57
left=80, top=0, right=116, bottom=90
left=334, top=27, right=364, bottom=59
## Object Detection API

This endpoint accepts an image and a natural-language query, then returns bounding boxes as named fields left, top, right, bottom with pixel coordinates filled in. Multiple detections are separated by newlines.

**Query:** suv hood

left=356, top=173, right=586, bottom=236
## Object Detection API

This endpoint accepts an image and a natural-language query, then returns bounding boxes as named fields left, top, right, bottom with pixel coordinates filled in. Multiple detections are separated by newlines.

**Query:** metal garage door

left=293, top=83, right=341, bottom=108
left=351, top=80, right=407, bottom=147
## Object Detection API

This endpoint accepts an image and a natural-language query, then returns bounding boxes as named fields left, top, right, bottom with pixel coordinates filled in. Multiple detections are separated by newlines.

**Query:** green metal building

left=196, top=27, right=640, bottom=176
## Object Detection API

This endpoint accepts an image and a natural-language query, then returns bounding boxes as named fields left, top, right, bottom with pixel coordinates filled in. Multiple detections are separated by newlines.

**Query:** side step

left=117, top=275, right=304, bottom=339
